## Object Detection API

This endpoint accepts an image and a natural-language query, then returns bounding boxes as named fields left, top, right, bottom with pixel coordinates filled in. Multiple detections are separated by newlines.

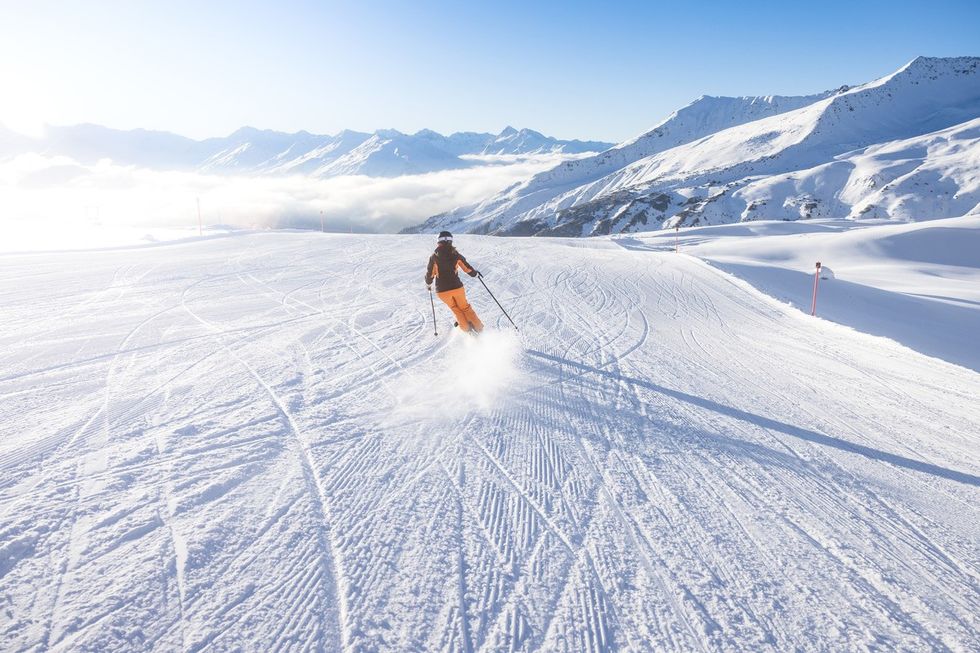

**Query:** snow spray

left=390, top=330, right=526, bottom=423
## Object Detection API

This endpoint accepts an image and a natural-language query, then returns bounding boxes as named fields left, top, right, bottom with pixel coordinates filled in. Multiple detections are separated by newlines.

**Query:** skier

left=425, top=231, right=484, bottom=334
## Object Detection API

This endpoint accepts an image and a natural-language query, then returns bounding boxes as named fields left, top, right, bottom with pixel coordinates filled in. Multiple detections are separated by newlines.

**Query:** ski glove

left=469, top=270, right=481, bottom=278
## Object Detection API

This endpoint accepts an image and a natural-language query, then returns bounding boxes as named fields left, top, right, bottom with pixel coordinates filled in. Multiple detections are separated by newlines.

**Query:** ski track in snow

left=1, top=233, right=978, bottom=652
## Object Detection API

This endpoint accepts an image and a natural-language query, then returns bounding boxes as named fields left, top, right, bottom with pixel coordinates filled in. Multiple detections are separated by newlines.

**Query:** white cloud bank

left=0, top=153, right=573, bottom=250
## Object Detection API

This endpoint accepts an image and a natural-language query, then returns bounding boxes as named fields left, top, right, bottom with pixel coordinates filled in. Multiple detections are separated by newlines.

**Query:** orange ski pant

left=437, top=287, right=483, bottom=332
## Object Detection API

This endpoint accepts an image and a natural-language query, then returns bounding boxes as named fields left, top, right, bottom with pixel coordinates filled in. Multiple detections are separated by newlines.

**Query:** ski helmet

left=437, top=231, right=453, bottom=243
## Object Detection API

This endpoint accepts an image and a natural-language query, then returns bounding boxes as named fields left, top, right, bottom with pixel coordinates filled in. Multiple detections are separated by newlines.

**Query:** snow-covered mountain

left=264, top=129, right=373, bottom=175
left=411, top=56, right=980, bottom=236
left=309, top=130, right=471, bottom=177
left=196, top=127, right=335, bottom=174
left=39, top=124, right=205, bottom=169
left=706, top=116, right=980, bottom=224
left=478, top=126, right=611, bottom=155
left=0, top=124, right=613, bottom=178
left=413, top=126, right=610, bottom=157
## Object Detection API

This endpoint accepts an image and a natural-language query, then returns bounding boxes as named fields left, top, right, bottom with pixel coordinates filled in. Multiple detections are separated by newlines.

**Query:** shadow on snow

left=526, top=349, right=980, bottom=488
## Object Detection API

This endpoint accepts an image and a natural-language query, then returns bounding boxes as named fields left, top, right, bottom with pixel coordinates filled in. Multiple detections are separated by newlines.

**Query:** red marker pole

left=810, top=261, right=822, bottom=316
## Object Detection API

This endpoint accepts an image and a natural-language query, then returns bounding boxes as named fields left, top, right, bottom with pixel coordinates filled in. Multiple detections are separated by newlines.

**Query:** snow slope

left=415, top=56, right=980, bottom=236
left=705, top=117, right=980, bottom=224
left=616, top=216, right=980, bottom=372
left=1, top=233, right=977, bottom=651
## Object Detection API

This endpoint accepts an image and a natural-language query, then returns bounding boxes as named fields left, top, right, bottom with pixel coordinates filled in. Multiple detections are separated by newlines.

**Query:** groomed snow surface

left=1, top=232, right=978, bottom=652
left=618, top=216, right=980, bottom=374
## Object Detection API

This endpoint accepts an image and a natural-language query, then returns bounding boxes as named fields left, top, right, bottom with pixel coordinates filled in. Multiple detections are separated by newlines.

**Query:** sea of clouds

left=0, top=152, right=572, bottom=251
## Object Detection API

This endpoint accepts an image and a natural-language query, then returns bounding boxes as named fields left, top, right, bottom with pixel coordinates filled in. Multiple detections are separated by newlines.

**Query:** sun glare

left=0, top=106, right=47, bottom=139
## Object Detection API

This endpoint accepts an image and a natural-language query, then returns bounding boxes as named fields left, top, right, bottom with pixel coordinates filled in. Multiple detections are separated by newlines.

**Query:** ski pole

left=428, top=286, right=438, bottom=336
left=477, top=274, right=518, bottom=331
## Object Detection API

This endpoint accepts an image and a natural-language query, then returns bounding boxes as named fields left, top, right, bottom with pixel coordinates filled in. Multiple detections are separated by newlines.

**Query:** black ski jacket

left=425, top=244, right=477, bottom=293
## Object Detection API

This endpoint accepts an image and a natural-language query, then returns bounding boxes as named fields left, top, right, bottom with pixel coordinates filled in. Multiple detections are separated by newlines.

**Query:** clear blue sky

left=2, top=0, right=978, bottom=142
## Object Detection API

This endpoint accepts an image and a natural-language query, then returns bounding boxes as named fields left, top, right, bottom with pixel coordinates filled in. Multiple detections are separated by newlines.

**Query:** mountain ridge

left=410, top=56, right=980, bottom=236
left=0, top=123, right=613, bottom=178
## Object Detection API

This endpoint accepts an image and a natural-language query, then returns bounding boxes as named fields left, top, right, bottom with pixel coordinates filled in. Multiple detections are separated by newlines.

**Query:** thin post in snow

left=675, top=225, right=679, bottom=253
left=429, top=286, right=438, bottom=336
left=811, top=261, right=822, bottom=316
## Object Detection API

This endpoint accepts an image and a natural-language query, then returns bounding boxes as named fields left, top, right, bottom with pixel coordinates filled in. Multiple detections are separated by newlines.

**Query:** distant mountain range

left=0, top=124, right=613, bottom=178
left=409, top=56, right=980, bottom=236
